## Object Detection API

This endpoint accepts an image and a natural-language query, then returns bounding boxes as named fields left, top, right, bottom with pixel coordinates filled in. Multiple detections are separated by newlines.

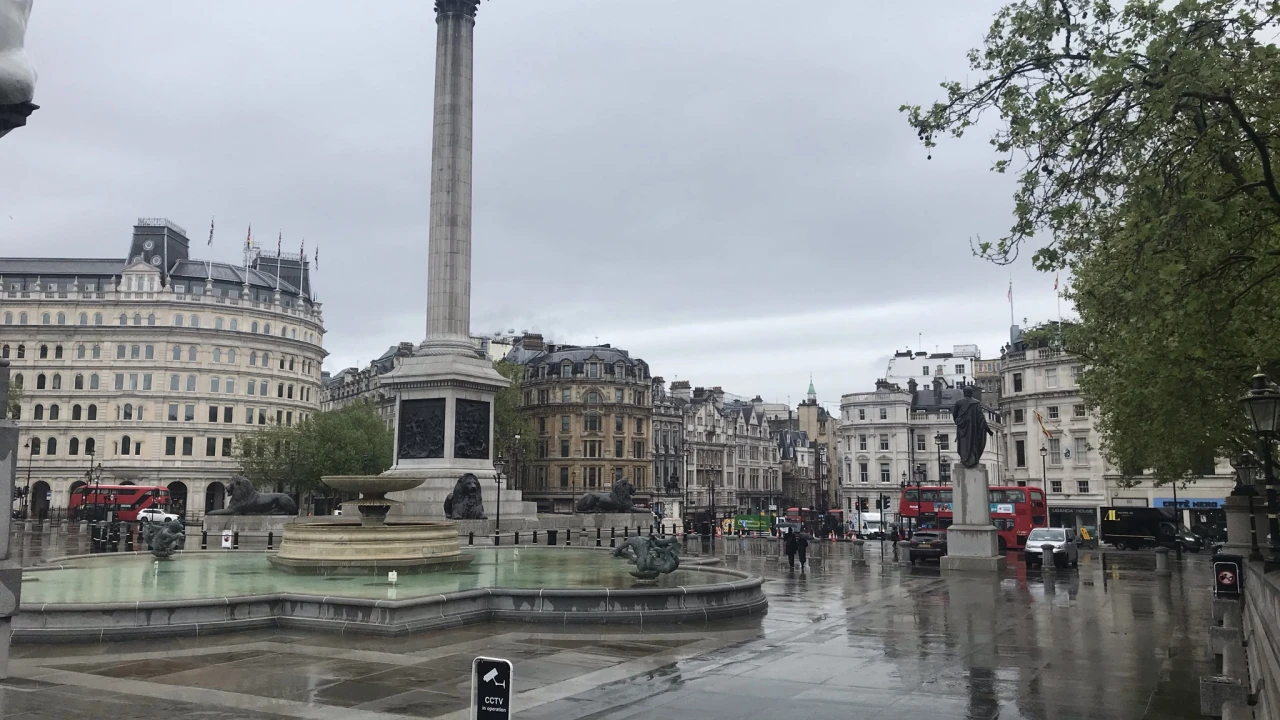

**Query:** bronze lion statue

left=206, top=476, right=298, bottom=516
left=444, top=473, right=487, bottom=520
left=576, top=478, right=648, bottom=513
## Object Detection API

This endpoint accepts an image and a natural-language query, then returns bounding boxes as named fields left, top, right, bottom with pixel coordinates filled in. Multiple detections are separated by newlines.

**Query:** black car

left=909, top=530, right=948, bottom=563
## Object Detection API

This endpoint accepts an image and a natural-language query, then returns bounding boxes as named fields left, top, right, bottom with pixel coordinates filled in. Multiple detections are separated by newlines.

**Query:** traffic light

left=874, top=497, right=882, bottom=510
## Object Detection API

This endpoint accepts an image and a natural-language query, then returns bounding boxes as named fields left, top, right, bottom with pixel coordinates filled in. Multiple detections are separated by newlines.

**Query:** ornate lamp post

left=493, top=451, right=504, bottom=534
left=1230, top=454, right=1263, bottom=561
left=1039, top=445, right=1049, bottom=493
left=681, top=443, right=691, bottom=534
left=21, top=438, right=32, bottom=518
left=1240, top=372, right=1280, bottom=567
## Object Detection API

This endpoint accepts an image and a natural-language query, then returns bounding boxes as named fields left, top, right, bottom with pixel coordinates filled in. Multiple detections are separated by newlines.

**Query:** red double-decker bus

left=69, top=484, right=171, bottom=522
left=898, top=485, right=1047, bottom=552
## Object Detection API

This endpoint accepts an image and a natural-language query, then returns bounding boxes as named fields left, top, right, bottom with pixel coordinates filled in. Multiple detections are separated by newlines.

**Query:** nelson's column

left=382, top=0, right=534, bottom=520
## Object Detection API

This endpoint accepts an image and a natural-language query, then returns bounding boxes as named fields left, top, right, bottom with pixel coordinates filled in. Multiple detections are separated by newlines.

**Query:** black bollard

left=232, top=530, right=239, bottom=550
left=494, top=533, right=500, bottom=547
left=514, top=531, right=520, bottom=545
left=533, top=530, right=538, bottom=544
left=125, top=524, right=134, bottom=552
left=596, top=527, right=601, bottom=540
left=469, top=532, right=474, bottom=546
left=566, top=529, right=572, bottom=545
left=611, top=527, right=616, bottom=539
left=267, top=531, right=274, bottom=550
left=610, top=537, right=616, bottom=548
left=596, top=536, right=601, bottom=547
left=201, top=530, right=208, bottom=550
left=112, top=522, right=122, bottom=552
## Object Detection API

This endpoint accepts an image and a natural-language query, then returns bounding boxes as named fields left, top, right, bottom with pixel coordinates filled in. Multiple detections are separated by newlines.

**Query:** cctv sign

left=472, top=656, right=513, bottom=719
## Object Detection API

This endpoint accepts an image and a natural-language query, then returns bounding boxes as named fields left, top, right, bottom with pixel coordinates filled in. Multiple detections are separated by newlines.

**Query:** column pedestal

left=1222, top=494, right=1255, bottom=556
left=941, top=465, right=1007, bottom=573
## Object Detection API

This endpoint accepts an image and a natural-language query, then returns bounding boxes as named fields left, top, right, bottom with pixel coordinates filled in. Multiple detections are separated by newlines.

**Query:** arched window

left=29, top=437, right=40, bottom=455
left=210, top=377, right=221, bottom=393
left=89, top=374, right=99, bottom=390
left=49, top=404, right=59, bottom=420
left=91, top=345, right=100, bottom=360
left=72, top=405, right=81, bottom=421
left=190, top=315, right=200, bottom=328
left=280, top=326, right=286, bottom=337
left=229, top=319, right=238, bottom=331
left=225, top=377, right=235, bottom=394
left=74, top=374, right=83, bottom=390
left=147, top=313, right=156, bottom=326
left=53, top=345, right=62, bottom=359
left=289, top=358, right=295, bottom=371
left=174, top=314, right=184, bottom=327
left=38, top=344, right=47, bottom=359
left=249, top=351, right=257, bottom=366
left=18, top=312, right=27, bottom=324
left=290, top=328, right=296, bottom=339
left=41, top=312, right=50, bottom=325
left=35, top=374, right=45, bottom=390
left=259, top=380, right=267, bottom=396
left=13, top=373, right=22, bottom=388
left=186, top=375, right=196, bottom=392
left=277, top=383, right=284, bottom=398
left=585, top=391, right=602, bottom=404
left=188, top=346, right=197, bottom=362
left=51, top=374, right=61, bottom=390
left=213, top=348, right=222, bottom=363
left=76, top=344, right=85, bottom=359
left=121, top=436, right=131, bottom=455
left=251, top=321, right=259, bottom=333
left=172, top=345, right=182, bottom=361
left=15, top=344, right=24, bottom=359
left=1, top=345, right=7, bottom=359
left=87, top=405, right=97, bottom=421
left=228, top=349, right=237, bottom=364
left=46, top=437, right=56, bottom=455
left=94, top=312, right=103, bottom=325
left=261, top=352, right=270, bottom=367
left=2, top=312, right=10, bottom=324
left=215, top=317, right=224, bottom=329
left=119, top=313, right=127, bottom=325
left=287, top=384, right=294, bottom=399
left=133, top=313, right=141, bottom=326
left=85, top=438, right=95, bottom=455
left=69, top=437, right=79, bottom=456
left=123, top=403, right=133, bottom=421
left=145, top=345, right=154, bottom=360
left=78, top=312, right=87, bottom=325
left=263, top=323, right=271, bottom=335
left=33, top=404, right=43, bottom=420
left=56, top=312, right=65, bottom=325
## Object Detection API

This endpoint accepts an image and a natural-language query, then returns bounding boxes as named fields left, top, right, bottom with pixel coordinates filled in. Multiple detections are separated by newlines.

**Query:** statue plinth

left=940, top=465, right=1007, bottom=573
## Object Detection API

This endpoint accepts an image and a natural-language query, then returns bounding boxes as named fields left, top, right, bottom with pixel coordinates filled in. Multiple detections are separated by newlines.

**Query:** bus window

left=939, top=490, right=953, bottom=504
left=905, top=490, right=919, bottom=502
left=921, top=490, right=939, bottom=502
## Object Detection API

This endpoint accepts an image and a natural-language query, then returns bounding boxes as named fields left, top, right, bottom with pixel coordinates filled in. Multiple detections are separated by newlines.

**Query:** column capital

left=435, top=0, right=481, bottom=18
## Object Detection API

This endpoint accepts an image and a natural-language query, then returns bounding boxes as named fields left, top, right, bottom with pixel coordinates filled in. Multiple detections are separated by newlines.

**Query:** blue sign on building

left=1154, top=498, right=1224, bottom=510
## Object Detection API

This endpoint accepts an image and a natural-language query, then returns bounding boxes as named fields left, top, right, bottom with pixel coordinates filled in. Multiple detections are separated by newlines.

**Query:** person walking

left=784, top=528, right=798, bottom=570
left=796, top=531, right=810, bottom=570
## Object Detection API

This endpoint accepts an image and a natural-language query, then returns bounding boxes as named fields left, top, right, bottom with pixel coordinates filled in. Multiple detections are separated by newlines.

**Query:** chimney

left=520, top=332, right=545, bottom=352
left=670, top=380, right=692, bottom=402
left=907, top=378, right=917, bottom=395
left=932, top=377, right=943, bottom=404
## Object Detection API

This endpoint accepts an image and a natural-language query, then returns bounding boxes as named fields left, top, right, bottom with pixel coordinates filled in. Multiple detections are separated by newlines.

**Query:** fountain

left=268, top=475, right=472, bottom=575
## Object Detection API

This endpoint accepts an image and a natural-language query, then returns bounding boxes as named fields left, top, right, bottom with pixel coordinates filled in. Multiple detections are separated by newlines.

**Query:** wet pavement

left=0, top=533, right=1217, bottom=720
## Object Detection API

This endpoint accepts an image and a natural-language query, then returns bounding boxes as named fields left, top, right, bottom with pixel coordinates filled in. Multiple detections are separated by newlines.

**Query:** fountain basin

left=14, top=548, right=766, bottom=642
left=268, top=520, right=471, bottom=574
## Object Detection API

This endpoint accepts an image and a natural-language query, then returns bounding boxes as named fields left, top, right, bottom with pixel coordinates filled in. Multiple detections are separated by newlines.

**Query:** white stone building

left=0, top=218, right=325, bottom=520
left=885, top=344, right=982, bottom=389
left=838, top=378, right=1004, bottom=527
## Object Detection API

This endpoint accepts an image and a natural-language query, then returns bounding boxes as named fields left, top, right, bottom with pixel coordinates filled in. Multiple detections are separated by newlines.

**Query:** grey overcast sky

left=0, top=0, right=1070, bottom=411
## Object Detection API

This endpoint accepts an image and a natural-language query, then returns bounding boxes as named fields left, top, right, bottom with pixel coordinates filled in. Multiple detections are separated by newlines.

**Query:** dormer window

left=561, top=361, right=572, bottom=376
left=587, top=363, right=600, bottom=378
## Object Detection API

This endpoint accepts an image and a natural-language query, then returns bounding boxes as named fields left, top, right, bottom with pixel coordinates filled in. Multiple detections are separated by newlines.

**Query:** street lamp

left=21, top=438, right=33, bottom=519
left=934, top=432, right=945, bottom=485
left=1040, top=445, right=1049, bottom=494
left=493, top=451, right=505, bottom=534
left=1240, top=372, right=1280, bottom=567
left=681, top=443, right=691, bottom=534
left=1230, top=454, right=1263, bottom=561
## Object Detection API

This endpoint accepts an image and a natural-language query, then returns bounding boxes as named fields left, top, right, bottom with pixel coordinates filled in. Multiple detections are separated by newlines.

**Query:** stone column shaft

left=424, top=2, right=480, bottom=350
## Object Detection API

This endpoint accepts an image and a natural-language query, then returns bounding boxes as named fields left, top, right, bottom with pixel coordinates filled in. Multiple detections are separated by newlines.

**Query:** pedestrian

left=784, top=528, right=798, bottom=570
left=797, top=531, right=810, bottom=570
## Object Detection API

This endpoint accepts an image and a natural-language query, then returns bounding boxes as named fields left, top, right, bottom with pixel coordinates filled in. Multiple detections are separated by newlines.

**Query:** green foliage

left=493, top=361, right=536, bottom=473
left=235, top=403, right=394, bottom=496
left=5, top=380, right=21, bottom=420
left=905, top=0, right=1280, bottom=481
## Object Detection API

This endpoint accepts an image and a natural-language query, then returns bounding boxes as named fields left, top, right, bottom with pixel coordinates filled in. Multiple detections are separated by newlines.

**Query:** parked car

left=1023, top=527, right=1079, bottom=568
left=908, top=530, right=948, bottom=564
left=136, top=508, right=180, bottom=523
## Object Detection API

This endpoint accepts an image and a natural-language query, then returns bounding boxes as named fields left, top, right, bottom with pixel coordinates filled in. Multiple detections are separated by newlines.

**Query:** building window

left=585, top=440, right=601, bottom=458
left=209, top=406, right=219, bottom=423
left=560, top=415, right=570, bottom=432
left=1045, top=368, right=1058, bottom=388
left=181, top=437, right=193, bottom=456
left=876, top=434, right=888, bottom=451
left=587, top=363, right=600, bottom=378
left=858, top=434, right=867, bottom=451
left=879, top=462, right=891, bottom=483
left=937, top=433, right=949, bottom=450
left=1073, top=437, right=1088, bottom=464
left=72, top=405, right=82, bottom=420
left=939, top=461, right=951, bottom=484
left=188, top=346, right=197, bottom=362
left=1047, top=406, right=1059, bottom=420
left=560, top=439, right=570, bottom=457
left=615, top=439, right=624, bottom=458
left=169, top=404, right=178, bottom=421
left=165, top=437, right=176, bottom=456
left=635, top=418, right=644, bottom=433
left=206, top=438, right=217, bottom=456
left=1012, top=373, right=1023, bottom=392
left=1048, top=438, right=1062, bottom=466
left=116, top=345, right=126, bottom=360
left=878, top=407, right=887, bottom=420
left=1050, top=480, right=1063, bottom=494
left=87, top=405, right=97, bottom=420
left=1073, top=404, right=1086, bottom=419
left=1013, top=408, right=1025, bottom=424
left=614, top=415, right=624, bottom=433
left=94, top=313, right=102, bottom=325
left=1015, top=439, right=1026, bottom=468
left=561, top=388, right=571, bottom=403
left=585, top=414, right=601, bottom=432
left=1077, top=480, right=1090, bottom=494
left=559, top=467, right=569, bottom=488
left=915, top=434, right=926, bottom=452
left=858, top=409, right=866, bottom=420
left=184, top=404, right=195, bottom=422
left=633, top=440, right=644, bottom=459
left=615, top=389, right=624, bottom=403
left=213, top=348, right=222, bottom=363
left=1071, top=365, right=1083, bottom=383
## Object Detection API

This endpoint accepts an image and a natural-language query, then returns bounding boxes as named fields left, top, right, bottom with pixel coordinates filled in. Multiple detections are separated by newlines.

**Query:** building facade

left=838, top=378, right=1004, bottom=528
left=319, top=342, right=415, bottom=427
left=510, top=339, right=653, bottom=513
left=796, top=380, right=839, bottom=513
left=651, top=377, right=686, bottom=521
left=0, top=218, right=325, bottom=520
left=886, top=344, right=982, bottom=389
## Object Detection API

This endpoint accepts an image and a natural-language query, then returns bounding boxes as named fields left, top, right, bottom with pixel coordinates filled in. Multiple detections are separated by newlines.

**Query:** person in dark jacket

left=784, top=529, right=798, bottom=570
left=796, top=531, right=810, bottom=570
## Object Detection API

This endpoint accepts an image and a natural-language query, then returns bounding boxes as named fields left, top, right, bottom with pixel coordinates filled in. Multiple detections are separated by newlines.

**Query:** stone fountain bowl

left=322, top=475, right=425, bottom=495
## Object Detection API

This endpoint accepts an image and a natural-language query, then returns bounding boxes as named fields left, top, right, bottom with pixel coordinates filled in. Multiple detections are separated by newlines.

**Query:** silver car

left=1023, top=527, right=1079, bottom=568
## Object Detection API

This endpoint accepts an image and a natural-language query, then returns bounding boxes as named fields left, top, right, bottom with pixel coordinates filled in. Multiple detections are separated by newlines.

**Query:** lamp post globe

left=1240, top=372, right=1280, bottom=567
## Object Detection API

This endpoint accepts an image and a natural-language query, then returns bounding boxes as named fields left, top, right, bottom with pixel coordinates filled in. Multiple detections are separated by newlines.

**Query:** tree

left=493, top=361, right=535, bottom=482
left=904, top=0, right=1280, bottom=481
left=235, top=403, right=394, bottom=502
